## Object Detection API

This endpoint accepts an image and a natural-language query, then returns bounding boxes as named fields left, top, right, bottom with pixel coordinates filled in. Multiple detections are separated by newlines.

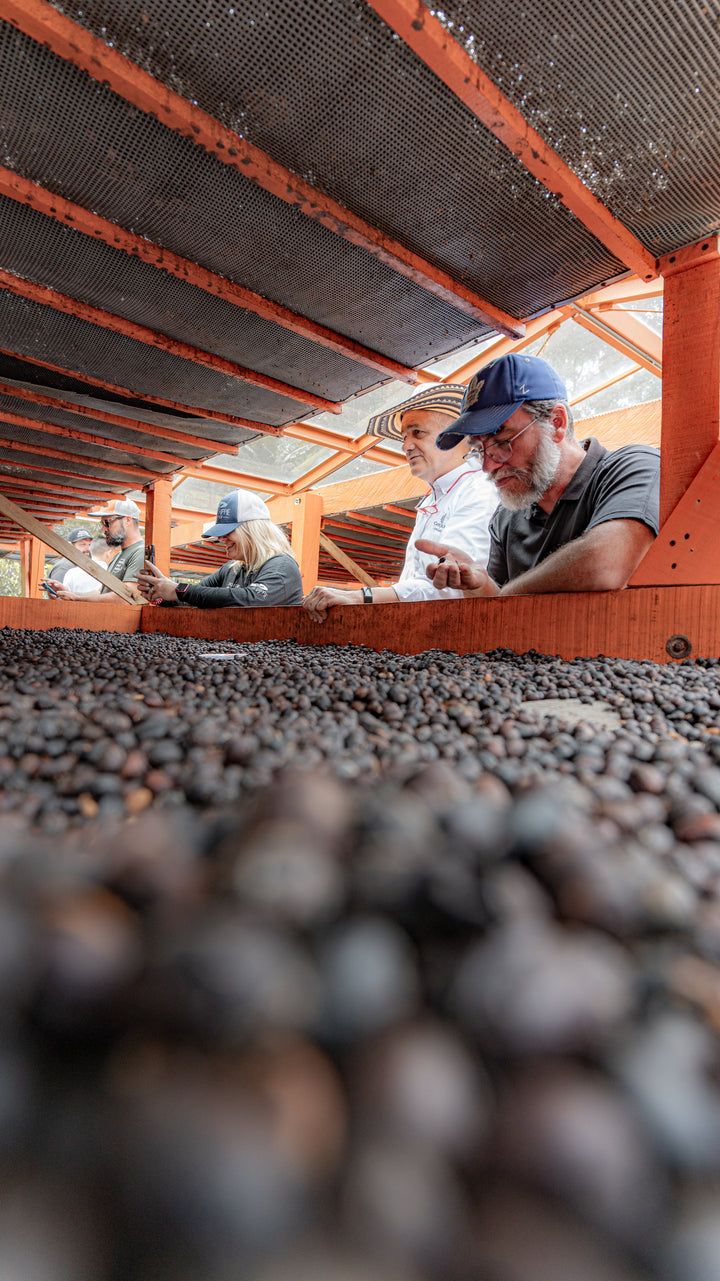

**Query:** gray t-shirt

left=102, top=538, right=144, bottom=591
left=488, top=438, right=660, bottom=587
left=47, top=556, right=73, bottom=583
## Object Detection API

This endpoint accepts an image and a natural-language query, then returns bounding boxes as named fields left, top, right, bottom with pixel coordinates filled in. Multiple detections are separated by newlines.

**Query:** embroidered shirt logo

left=464, top=377, right=485, bottom=409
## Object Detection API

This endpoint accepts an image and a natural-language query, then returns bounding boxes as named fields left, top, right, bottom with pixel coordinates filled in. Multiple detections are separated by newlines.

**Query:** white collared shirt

left=394, top=461, right=496, bottom=601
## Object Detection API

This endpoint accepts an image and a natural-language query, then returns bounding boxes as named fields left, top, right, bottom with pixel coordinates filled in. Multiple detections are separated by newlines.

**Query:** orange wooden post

left=27, top=536, right=47, bottom=599
left=631, top=237, right=720, bottom=587
left=18, top=538, right=29, bottom=597
left=290, top=492, right=322, bottom=592
left=658, top=239, right=720, bottom=524
left=144, top=477, right=173, bottom=576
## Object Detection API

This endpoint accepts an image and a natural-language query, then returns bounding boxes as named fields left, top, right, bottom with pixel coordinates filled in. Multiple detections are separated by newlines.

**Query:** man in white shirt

left=62, top=537, right=116, bottom=594
left=302, top=384, right=496, bottom=620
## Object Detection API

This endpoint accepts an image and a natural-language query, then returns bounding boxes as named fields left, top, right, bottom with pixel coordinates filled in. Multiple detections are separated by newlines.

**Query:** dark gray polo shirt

left=487, top=438, right=660, bottom=587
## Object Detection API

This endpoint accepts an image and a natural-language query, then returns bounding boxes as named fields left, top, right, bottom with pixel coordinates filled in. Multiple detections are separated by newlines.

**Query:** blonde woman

left=137, top=490, right=303, bottom=607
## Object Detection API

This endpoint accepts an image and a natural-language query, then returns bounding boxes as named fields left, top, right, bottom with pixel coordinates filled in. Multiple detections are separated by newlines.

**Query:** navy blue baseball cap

left=436, top=354, right=568, bottom=450
left=202, top=489, right=271, bottom=538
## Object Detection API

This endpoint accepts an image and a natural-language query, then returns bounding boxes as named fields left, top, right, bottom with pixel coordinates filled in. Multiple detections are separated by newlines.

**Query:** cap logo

left=519, top=383, right=528, bottom=393
left=465, top=378, right=484, bottom=408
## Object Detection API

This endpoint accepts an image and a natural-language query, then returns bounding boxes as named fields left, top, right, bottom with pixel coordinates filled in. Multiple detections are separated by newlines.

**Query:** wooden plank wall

left=139, top=585, right=720, bottom=665
left=3, top=587, right=719, bottom=665
left=0, top=598, right=141, bottom=633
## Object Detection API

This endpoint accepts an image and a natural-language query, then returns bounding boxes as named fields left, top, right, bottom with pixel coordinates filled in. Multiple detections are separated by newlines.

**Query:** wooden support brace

left=319, top=532, right=378, bottom=588
left=290, top=492, right=322, bottom=593
left=144, top=477, right=173, bottom=576
left=0, top=492, right=139, bottom=604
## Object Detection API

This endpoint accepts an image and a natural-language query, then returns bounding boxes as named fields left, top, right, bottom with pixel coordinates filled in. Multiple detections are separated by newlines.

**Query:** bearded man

left=417, top=353, right=660, bottom=597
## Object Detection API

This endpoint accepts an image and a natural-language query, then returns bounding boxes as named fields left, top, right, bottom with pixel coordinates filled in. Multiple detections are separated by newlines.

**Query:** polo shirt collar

left=428, top=461, right=474, bottom=500
left=555, top=437, right=605, bottom=504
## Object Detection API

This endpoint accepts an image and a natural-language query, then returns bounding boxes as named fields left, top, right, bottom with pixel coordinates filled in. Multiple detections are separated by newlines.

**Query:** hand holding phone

left=41, top=580, right=58, bottom=598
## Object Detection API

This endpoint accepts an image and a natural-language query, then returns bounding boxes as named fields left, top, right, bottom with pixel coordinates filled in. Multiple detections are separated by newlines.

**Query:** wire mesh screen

left=0, top=19, right=496, bottom=360
left=0, top=290, right=314, bottom=426
left=0, top=401, right=179, bottom=473
left=35, top=0, right=630, bottom=316
left=0, top=362, right=261, bottom=451
left=419, top=0, right=720, bottom=256
left=0, top=195, right=387, bottom=405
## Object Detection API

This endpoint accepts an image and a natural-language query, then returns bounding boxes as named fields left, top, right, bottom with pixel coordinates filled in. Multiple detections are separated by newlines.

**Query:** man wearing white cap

left=54, top=498, right=145, bottom=602
left=137, top=489, right=303, bottom=607
left=302, top=384, right=496, bottom=621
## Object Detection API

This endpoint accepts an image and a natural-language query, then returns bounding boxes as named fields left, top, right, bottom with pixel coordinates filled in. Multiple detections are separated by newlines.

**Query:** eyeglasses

left=101, top=517, right=123, bottom=527
left=469, top=419, right=536, bottom=465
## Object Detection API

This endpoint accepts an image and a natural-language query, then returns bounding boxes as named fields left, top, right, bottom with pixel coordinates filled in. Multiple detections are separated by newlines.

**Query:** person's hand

left=52, top=583, right=77, bottom=601
left=414, top=540, right=499, bottom=596
left=136, top=561, right=178, bottom=604
left=302, top=586, right=356, bottom=622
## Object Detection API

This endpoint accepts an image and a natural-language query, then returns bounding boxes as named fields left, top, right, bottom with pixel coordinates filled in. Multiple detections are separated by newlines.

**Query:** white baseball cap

left=87, top=498, right=141, bottom=520
left=202, top=490, right=272, bottom=538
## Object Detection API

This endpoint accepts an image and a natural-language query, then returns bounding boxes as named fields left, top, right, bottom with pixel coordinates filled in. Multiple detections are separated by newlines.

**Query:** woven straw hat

left=366, top=383, right=467, bottom=442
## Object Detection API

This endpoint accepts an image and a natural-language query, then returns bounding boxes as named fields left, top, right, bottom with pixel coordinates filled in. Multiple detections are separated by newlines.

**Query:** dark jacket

left=172, top=554, right=303, bottom=608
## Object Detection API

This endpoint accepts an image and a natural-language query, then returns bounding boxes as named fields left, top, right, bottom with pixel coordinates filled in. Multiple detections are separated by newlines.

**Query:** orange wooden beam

left=319, top=531, right=377, bottom=588
left=0, top=596, right=140, bottom=633
left=131, top=501, right=214, bottom=525
left=27, top=536, right=47, bottom=599
left=1, top=0, right=523, bottom=339
left=0, top=167, right=418, bottom=387
left=290, top=492, right=322, bottom=592
left=631, top=442, right=720, bottom=587
left=268, top=464, right=426, bottom=524
left=365, top=0, right=657, bottom=282
left=631, top=237, right=720, bottom=583
left=0, top=348, right=281, bottom=437
left=144, top=477, right=173, bottom=576
left=577, top=278, right=663, bottom=308
left=0, top=380, right=235, bottom=456
left=171, top=522, right=207, bottom=548
left=345, top=510, right=413, bottom=537
left=446, top=308, right=573, bottom=385
left=570, top=366, right=641, bottom=407
left=383, top=504, right=416, bottom=520
left=181, top=464, right=290, bottom=496
left=0, top=405, right=185, bottom=468
left=0, top=269, right=340, bottom=416
left=0, top=476, right=113, bottom=502
left=570, top=305, right=662, bottom=375
left=284, top=422, right=400, bottom=467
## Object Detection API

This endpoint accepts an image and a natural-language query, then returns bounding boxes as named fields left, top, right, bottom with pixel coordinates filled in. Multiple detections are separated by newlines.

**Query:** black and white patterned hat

left=366, top=384, right=467, bottom=442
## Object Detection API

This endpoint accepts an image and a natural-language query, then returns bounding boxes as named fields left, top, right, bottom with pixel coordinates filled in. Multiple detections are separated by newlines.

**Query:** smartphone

left=145, top=543, right=156, bottom=565
left=42, top=580, right=58, bottom=598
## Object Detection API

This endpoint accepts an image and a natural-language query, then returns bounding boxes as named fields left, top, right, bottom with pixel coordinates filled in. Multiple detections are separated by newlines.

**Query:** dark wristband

left=175, top=582, right=190, bottom=599
left=361, top=586, right=373, bottom=604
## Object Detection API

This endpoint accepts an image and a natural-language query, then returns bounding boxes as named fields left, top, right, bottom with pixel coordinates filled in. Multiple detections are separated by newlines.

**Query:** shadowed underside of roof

left=0, top=0, right=717, bottom=542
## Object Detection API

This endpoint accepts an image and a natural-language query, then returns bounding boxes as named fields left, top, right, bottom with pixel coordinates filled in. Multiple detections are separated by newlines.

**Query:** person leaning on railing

left=302, top=384, right=497, bottom=622
left=418, top=353, right=660, bottom=598
left=137, top=490, right=303, bottom=607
